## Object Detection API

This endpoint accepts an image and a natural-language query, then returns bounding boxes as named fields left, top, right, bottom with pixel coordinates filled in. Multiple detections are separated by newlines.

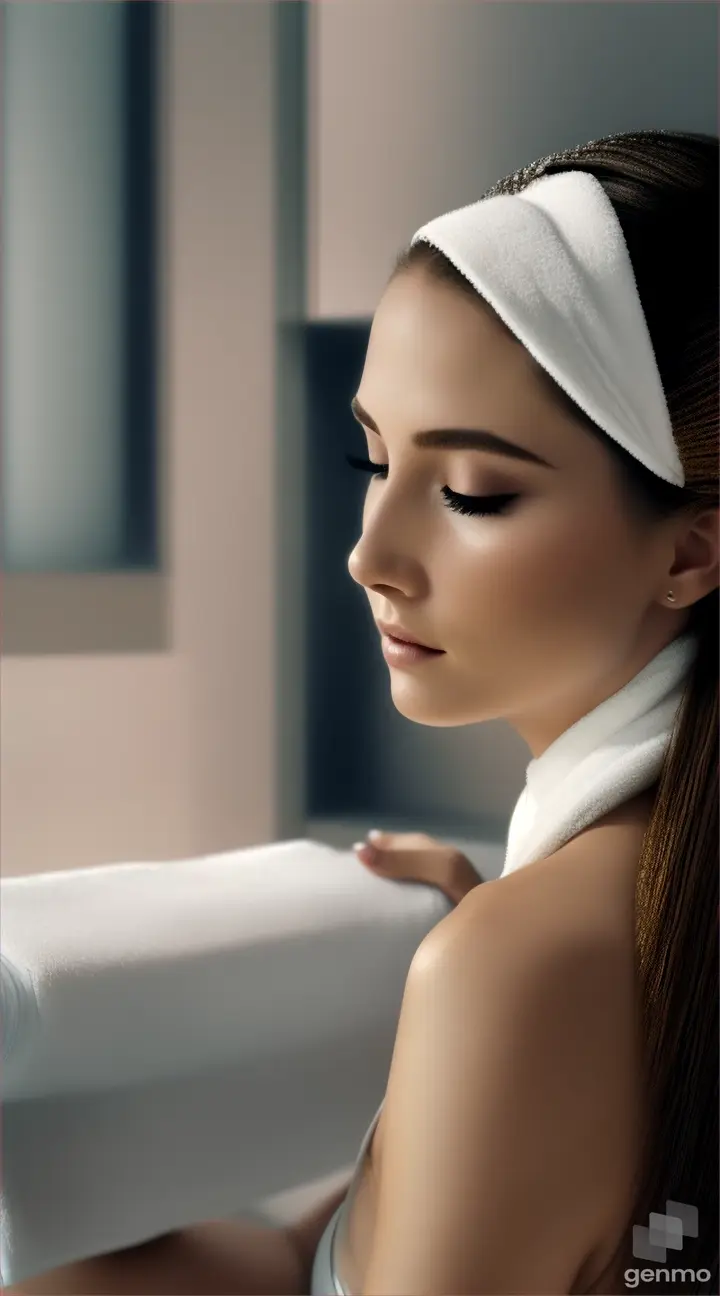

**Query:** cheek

left=440, top=506, right=623, bottom=632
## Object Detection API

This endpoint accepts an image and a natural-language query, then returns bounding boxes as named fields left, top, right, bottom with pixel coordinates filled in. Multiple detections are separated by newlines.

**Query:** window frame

left=2, top=1, right=166, bottom=656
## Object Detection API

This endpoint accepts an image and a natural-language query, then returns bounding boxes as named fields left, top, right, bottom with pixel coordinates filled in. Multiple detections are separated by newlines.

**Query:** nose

left=346, top=493, right=428, bottom=598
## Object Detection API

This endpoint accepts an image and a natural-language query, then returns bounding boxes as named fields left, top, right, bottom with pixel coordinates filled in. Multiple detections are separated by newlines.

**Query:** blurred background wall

left=1, top=1, right=717, bottom=876
left=2, top=2, right=280, bottom=873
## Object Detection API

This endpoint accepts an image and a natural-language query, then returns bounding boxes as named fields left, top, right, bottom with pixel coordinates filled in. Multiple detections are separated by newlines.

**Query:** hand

left=352, top=829, right=483, bottom=906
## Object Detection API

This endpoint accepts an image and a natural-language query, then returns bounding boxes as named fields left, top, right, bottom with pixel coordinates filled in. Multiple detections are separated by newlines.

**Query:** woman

left=13, top=129, right=718, bottom=1296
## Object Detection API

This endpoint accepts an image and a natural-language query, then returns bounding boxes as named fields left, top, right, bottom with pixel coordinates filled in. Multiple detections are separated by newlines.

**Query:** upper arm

left=362, top=886, right=624, bottom=1296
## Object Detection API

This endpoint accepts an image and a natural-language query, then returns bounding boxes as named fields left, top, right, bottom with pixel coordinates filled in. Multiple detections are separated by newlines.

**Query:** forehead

left=360, top=268, right=546, bottom=417
left=356, top=269, right=619, bottom=481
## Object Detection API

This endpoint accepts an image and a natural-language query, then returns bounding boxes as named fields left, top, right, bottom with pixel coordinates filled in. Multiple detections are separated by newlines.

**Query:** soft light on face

left=347, top=268, right=677, bottom=756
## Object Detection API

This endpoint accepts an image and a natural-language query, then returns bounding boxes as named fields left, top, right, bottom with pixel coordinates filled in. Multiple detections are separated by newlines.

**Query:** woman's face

left=347, top=268, right=685, bottom=756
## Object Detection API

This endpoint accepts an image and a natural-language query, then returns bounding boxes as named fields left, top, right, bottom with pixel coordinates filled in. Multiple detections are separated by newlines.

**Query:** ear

left=666, top=506, right=720, bottom=607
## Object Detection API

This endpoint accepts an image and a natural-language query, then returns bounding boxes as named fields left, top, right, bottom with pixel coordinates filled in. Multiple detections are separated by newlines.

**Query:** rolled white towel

left=1, top=837, right=452, bottom=1286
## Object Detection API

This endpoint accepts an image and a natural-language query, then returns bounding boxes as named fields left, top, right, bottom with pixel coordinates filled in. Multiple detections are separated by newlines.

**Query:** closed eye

left=345, top=453, right=520, bottom=519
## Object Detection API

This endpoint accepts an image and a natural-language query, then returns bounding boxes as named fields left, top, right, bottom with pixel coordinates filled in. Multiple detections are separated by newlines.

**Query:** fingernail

left=367, top=829, right=384, bottom=843
left=353, top=841, right=371, bottom=856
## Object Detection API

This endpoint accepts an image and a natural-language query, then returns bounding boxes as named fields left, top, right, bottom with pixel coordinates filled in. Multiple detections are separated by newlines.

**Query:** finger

left=367, top=829, right=391, bottom=846
left=353, top=840, right=380, bottom=866
left=368, top=829, right=436, bottom=852
left=365, top=832, right=413, bottom=869
left=354, top=840, right=405, bottom=879
left=362, top=844, right=431, bottom=881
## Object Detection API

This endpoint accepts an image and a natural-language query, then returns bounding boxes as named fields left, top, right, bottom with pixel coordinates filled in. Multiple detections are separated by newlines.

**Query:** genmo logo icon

left=624, top=1200, right=712, bottom=1288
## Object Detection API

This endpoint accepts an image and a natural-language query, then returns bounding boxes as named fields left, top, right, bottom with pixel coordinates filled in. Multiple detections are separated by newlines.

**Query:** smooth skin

left=9, top=268, right=718, bottom=1295
left=347, top=267, right=716, bottom=752
left=358, top=807, right=651, bottom=1296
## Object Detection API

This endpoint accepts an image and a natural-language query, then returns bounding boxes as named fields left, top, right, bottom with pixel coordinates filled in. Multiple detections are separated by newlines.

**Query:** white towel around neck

left=502, top=632, right=698, bottom=877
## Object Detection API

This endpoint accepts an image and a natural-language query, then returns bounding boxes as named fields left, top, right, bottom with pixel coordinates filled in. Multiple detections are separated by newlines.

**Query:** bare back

left=335, top=787, right=656, bottom=1296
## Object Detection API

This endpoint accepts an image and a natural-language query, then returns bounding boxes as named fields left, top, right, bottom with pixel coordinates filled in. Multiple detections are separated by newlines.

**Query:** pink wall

left=2, top=5, right=280, bottom=876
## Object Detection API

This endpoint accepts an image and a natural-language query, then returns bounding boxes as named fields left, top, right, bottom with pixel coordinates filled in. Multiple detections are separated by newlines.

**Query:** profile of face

left=347, top=267, right=690, bottom=755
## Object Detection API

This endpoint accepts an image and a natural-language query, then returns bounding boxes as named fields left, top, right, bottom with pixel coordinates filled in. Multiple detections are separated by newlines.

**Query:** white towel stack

left=1, top=838, right=452, bottom=1286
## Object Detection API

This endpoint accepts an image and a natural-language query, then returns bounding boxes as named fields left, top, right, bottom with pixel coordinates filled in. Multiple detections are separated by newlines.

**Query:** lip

left=375, top=619, right=444, bottom=652
left=379, top=634, right=445, bottom=670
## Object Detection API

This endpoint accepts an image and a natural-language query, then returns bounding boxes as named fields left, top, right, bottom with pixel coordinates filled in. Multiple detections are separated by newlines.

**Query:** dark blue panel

left=304, top=321, right=386, bottom=817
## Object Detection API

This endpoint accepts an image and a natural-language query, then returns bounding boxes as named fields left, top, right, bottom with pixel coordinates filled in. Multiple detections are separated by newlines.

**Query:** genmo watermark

left=625, top=1266, right=712, bottom=1289
left=624, top=1199, right=712, bottom=1288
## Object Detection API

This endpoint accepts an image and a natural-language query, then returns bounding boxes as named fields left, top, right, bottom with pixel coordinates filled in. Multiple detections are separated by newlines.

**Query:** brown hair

left=391, top=131, right=719, bottom=1294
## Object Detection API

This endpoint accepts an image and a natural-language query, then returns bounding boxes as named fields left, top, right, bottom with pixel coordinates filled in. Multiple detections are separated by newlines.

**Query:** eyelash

left=345, top=454, right=520, bottom=518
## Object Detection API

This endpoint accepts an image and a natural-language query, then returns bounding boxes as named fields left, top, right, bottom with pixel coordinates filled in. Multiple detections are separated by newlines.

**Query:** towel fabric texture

left=411, top=169, right=684, bottom=487
left=0, top=840, right=452, bottom=1285
left=502, top=631, right=698, bottom=877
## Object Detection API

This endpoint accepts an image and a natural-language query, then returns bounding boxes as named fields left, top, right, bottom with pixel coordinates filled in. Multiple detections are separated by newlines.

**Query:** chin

left=388, top=678, right=477, bottom=728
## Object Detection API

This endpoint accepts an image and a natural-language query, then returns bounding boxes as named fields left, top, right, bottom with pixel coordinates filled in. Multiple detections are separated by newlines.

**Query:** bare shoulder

left=423, top=815, right=642, bottom=1042
left=423, top=808, right=641, bottom=980
left=364, top=826, right=645, bottom=1295
left=450, top=783, right=654, bottom=953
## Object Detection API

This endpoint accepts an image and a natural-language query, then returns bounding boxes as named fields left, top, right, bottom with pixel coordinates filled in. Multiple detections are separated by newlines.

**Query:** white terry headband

left=410, top=170, right=684, bottom=488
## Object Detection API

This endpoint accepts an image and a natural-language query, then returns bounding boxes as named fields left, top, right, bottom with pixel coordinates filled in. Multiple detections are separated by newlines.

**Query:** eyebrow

left=350, top=396, right=556, bottom=469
